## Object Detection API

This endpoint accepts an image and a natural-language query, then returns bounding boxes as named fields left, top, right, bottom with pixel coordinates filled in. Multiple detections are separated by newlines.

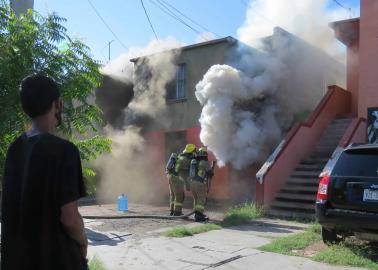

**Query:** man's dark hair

left=20, top=74, right=60, bottom=118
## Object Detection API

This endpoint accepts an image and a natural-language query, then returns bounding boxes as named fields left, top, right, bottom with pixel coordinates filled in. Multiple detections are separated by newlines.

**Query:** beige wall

left=165, top=42, right=232, bottom=130
left=358, top=0, right=378, bottom=118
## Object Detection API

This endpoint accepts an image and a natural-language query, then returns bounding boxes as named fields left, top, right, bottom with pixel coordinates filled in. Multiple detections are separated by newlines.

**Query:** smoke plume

left=94, top=38, right=182, bottom=202
left=196, top=0, right=347, bottom=170
left=237, top=0, right=347, bottom=58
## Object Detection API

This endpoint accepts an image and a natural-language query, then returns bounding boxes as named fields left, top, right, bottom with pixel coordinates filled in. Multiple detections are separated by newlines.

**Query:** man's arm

left=60, top=201, right=88, bottom=258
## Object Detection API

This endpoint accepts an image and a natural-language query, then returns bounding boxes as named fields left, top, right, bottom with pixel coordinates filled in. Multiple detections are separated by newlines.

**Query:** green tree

left=0, top=2, right=111, bottom=192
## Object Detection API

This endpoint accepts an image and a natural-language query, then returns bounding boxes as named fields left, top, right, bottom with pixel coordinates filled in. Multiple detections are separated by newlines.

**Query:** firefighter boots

left=194, top=211, right=209, bottom=222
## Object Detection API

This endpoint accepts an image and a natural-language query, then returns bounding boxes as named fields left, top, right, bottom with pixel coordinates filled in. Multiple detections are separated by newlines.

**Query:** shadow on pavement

left=86, top=228, right=131, bottom=246
left=223, top=221, right=305, bottom=235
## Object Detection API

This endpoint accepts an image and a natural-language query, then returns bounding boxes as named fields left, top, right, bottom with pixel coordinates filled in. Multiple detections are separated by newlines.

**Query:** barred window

left=167, top=64, right=186, bottom=101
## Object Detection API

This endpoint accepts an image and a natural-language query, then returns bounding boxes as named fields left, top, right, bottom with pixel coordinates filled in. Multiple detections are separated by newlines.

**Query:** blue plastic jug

left=117, top=194, right=128, bottom=212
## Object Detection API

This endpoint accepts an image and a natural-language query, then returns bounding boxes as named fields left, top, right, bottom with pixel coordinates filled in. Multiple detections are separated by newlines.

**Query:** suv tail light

left=317, top=175, right=330, bottom=202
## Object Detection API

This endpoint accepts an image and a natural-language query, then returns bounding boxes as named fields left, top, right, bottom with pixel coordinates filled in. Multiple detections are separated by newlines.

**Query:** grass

left=89, top=257, right=107, bottom=270
left=221, top=203, right=264, bottom=227
left=164, top=203, right=264, bottom=238
left=164, top=223, right=222, bottom=237
left=314, top=242, right=378, bottom=270
left=259, top=223, right=321, bottom=255
left=259, top=223, right=378, bottom=270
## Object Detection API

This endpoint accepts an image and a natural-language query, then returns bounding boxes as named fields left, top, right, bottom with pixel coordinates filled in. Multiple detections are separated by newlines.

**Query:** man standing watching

left=1, top=74, right=88, bottom=270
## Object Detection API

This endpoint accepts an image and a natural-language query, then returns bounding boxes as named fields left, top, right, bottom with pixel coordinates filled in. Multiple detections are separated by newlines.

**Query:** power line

left=333, top=0, right=347, bottom=9
left=157, top=0, right=221, bottom=38
left=332, top=0, right=353, bottom=18
left=148, top=0, right=203, bottom=37
left=86, top=0, right=128, bottom=50
left=140, top=0, right=159, bottom=40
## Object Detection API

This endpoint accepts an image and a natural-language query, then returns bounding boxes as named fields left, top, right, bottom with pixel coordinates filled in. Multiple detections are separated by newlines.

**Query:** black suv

left=316, top=144, right=378, bottom=244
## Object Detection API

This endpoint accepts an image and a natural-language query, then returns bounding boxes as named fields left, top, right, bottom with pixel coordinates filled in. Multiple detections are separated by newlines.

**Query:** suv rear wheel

left=321, top=226, right=341, bottom=245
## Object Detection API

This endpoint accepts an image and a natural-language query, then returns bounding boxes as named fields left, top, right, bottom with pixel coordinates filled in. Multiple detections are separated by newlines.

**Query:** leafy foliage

left=0, top=2, right=111, bottom=188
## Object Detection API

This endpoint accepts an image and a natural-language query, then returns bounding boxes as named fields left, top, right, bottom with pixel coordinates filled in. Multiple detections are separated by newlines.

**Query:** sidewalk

left=82, top=206, right=365, bottom=270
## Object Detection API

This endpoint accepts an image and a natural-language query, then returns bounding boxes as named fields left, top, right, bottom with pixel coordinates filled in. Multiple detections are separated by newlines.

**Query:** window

left=167, top=64, right=186, bottom=101
left=176, top=64, right=186, bottom=99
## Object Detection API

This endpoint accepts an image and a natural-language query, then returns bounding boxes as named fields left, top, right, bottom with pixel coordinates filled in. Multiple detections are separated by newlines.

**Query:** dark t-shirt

left=1, top=133, right=86, bottom=270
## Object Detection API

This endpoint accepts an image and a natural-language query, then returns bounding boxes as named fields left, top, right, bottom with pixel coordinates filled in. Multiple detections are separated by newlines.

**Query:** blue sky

left=33, top=0, right=360, bottom=63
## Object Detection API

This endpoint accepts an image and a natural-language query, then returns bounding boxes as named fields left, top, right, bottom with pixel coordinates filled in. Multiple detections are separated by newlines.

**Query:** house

left=257, top=0, right=376, bottom=219
left=129, top=29, right=345, bottom=203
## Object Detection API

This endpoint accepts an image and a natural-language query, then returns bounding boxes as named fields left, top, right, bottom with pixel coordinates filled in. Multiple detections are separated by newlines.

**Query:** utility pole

left=108, top=40, right=114, bottom=62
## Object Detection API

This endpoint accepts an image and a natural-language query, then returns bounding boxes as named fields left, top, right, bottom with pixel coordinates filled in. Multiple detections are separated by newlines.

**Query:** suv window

left=332, top=152, right=378, bottom=177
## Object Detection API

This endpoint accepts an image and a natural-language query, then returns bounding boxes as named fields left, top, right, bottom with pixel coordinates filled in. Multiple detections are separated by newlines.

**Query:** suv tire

left=321, top=226, right=340, bottom=245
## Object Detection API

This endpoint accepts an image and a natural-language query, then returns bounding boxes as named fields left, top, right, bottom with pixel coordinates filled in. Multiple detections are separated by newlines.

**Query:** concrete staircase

left=268, top=116, right=353, bottom=220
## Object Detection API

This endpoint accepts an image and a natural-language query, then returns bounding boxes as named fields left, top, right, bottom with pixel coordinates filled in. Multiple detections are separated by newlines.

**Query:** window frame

left=166, top=63, right=186, bottom=102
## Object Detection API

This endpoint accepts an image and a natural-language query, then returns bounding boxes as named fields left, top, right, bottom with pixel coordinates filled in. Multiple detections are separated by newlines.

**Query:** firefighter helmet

left=183, top=144, right=196, bottom=154
left=198, top=147, right=208, bottom=156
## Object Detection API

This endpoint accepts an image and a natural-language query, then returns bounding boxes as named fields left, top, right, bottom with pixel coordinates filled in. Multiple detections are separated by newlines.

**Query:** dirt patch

left=292, top=241, right=327, bottom=257
left=80, top=203, right=225, bottom=237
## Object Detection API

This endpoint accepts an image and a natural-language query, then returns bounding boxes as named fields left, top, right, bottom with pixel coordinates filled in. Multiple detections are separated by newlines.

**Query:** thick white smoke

left=196, top=0, right=347, bottom=170
left=94, top=38, right=183, bottom=202
left=129, top=47, right=180, bottom=118
left=101, top=37, right=182, bottom=86
left=237, top=0, right=347, bottom=57
left=196, top=64, right=283, bottom=169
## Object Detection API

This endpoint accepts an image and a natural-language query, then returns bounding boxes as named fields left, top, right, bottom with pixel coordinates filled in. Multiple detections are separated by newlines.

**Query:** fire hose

left=82, top=210, right=195, bottom=220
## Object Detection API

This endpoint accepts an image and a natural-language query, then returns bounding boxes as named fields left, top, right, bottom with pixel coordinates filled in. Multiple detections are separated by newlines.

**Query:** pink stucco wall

left=331, top=18, right=359, bottom=114
left=258, top=86, right=351, bottom=207
left=358, top=0, right=378, bottom=118
left=339, top=118, right=367, bottom=147
left=145, top=127, right=230, bottom=200
left=347, top=44, right=359, bottom=114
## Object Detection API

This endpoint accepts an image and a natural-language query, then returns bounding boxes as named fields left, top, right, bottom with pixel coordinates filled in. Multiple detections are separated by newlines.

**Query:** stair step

left=295, top=164, right=324, bottom=171
left=314, top=145, right=336, bottom=152
left=330, top=117, right=351, bottom=127
left=312, top=151, right=335, bottom=157
left=319, top=135, right=342, bottom=141
left=316, top=144, right=340, bottom=149
left=336, top=113, right=356, bottom=120
left=310, top=156, right=331, bottom=161
left=301, top=158, right=328, bottom=165
left=281, top=185, right=318, bottom=193
left=326, top=126, right=350, bottom=133
left=325, top=129, right=348, bottom=136
left=291, top=171, right=320, bottom=178
left=276, top=193, right=316, bottom=202
left=271, top=201, right=315, bottom=211
left=267, top=209, right=315, bottom=220
left=287, top=177, right=319, bottom=186
left=320, top=136, right=343, bottom=143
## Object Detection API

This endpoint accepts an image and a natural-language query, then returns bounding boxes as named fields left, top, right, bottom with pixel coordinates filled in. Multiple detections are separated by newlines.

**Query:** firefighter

left=166, top=152, right=178, bottom=216
left=166, top=144, right=196, bottom=216
left=190, top=147, right=214, bottom=222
